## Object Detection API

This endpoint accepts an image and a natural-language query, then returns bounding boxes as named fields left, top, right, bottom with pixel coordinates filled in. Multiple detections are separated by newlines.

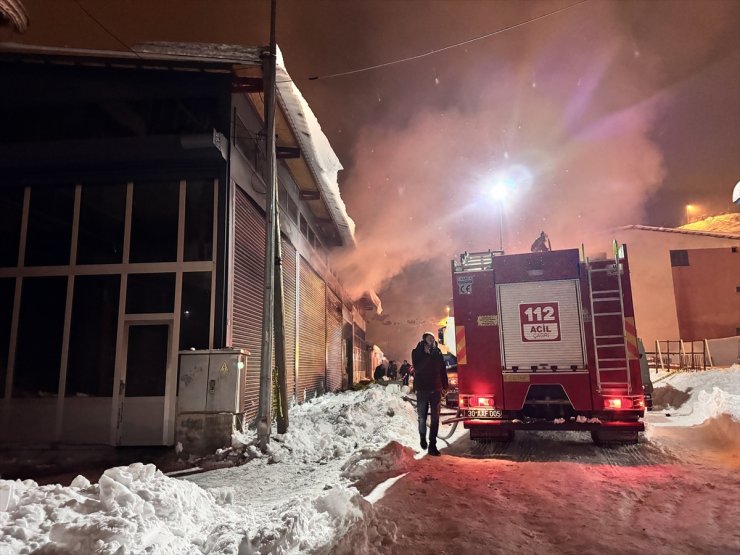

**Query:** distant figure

left=399, top=360, right=411, bottom=386
left=373, top=361, right=386, bottom=382
left=387, top=360, right=398, bottom=380
left=411, top=332, right=448, bottom=456
left=531, top=231, right=552, bottom=253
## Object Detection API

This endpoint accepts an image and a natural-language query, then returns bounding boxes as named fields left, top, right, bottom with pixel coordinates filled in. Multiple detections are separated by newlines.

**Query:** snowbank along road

left=1, top=368, right=738, bottom=554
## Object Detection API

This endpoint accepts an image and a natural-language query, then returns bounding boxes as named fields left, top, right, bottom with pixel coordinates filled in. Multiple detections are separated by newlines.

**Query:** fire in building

left=0, top=42, right=381, bottom=447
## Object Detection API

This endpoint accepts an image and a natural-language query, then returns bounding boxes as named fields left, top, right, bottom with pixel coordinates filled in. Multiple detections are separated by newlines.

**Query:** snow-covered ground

left=645, top=365, right=740, bottom=470
left=0, top=385, right=420, bottom=554
left=2, top=369, right=739, bottom=555
left=648, top=364, right=740, bottom=426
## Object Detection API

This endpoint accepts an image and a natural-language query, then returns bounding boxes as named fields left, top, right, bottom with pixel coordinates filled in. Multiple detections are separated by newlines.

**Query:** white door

left=117, top=321, right=172, bottom=445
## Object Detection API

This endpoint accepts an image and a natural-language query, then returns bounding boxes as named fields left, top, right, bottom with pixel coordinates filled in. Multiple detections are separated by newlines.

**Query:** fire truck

left=450, top=244, right=645, bottom=445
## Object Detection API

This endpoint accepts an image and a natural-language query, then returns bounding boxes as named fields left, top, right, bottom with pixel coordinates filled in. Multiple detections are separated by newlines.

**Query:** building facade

left=0, top=43, right=377, bottom=446
left=598, top=226, right=740, bottom=350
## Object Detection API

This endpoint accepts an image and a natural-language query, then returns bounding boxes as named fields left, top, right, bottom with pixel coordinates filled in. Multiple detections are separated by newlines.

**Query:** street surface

left=1, top=370, right=738, bottom=554
left=333, top=420, right=740, bottom=555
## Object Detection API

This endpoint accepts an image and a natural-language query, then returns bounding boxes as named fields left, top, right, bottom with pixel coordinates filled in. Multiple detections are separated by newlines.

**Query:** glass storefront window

left=0, top=278, right=14, bottom=397
left=66, top=275, right=120, bottom=397
left=77, top=184, right=126, bottom=265
left=184, top=180, right=213, bottom=262
left=25, top=186, right=74, bottom=266
left=13, top=276, right=67, bottom=397
left=0, top=188, right=24, bottom=267
left=180, top=272, right=211, bottom=350
left=126, top=273, right=175, bottom=314
left=130, top=181, right=179, bottom=263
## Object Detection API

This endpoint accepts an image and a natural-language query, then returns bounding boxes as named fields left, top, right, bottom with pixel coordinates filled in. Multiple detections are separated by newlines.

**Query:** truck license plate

left=465, top=409, right=503, bottom=418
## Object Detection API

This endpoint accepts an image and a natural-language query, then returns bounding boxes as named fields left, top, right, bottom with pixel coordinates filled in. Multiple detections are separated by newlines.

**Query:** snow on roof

left=678, top=213, right=740, bottom=235
left=275, top=47, right=356, bottom=247
left=133, top=42, right=262, bottom=65
left=617, top=224, right=740, bottom=241
left=0, top=41, right=262, bottom=66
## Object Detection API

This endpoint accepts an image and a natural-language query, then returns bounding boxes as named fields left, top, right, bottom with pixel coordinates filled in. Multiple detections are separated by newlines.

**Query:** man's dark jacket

left=411, top=342, right=448, bottom=392
left=373, top=364, right=385, bottom=381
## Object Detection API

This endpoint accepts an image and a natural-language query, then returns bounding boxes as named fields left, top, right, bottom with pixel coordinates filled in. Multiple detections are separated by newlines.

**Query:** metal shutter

left=326, top=288, right=343, bottom=392
left=232, top=188, right=265, bottom=421
left=297, top=258, right=326, bottom=401
left=281, top=239, right=297, bottom=402
left=497, top=279, right=586, bottom=370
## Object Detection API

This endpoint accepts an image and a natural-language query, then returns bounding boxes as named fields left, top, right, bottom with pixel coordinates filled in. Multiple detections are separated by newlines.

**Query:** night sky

left=3, top=0, right=739, bottom=359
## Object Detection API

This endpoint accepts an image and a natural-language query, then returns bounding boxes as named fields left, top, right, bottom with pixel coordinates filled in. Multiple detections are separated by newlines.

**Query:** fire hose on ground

left=403, top=395, right=462, bottom=441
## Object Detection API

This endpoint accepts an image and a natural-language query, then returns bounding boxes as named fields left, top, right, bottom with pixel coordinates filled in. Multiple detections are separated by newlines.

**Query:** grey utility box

left=176, top=349, right=249, bottom=454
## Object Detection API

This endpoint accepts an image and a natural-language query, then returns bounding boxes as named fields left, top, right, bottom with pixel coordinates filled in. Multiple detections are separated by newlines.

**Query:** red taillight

left=459, top=395, right=494, bottom=408
left=603, top=396, right=645, bottom=410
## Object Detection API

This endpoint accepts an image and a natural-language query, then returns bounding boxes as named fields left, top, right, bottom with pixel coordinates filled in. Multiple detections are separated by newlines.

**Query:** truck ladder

left=586, top=249, right=632, bottom=394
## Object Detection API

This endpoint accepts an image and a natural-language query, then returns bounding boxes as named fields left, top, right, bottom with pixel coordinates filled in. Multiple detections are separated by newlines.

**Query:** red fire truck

left=451, top=244, right=645, bottom=445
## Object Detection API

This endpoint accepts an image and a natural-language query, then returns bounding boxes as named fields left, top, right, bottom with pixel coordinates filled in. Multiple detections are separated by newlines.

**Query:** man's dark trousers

left=417, top=390, right=442, bottom=446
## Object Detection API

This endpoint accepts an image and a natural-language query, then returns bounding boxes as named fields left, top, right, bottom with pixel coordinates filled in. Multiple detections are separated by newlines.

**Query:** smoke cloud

left=331, top=5, right=668, bottom=360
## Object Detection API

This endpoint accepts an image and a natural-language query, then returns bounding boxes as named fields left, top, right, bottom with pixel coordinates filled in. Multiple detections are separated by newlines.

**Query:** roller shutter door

left=497, top=279, right=586, bottom=371
left=232, top=188, right=265, bottom=421
left=297, top=258, right=326, bottom=401
left=326, top=288, right=343, bottom=392
left=281, top=239, right=297, bottom=401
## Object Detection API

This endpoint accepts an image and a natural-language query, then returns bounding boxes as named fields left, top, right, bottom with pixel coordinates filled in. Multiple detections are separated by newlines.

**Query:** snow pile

left=690, top=387, right=740, bottom=426
left=0, top=386, right=422, bottom=554
left=198, top=385, right=420, bottom=552
left=233, top=384, right=420, bottom=464
left=241, top=486, right=367, bottom=555
left=341, top=441, right=416, bottom=483
left=650, top=367, right=740, bottom=426
left=0, top=463, right=243, bottom=554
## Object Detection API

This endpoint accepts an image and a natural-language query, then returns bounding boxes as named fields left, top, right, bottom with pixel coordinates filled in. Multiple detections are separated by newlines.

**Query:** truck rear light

left=459, top=395, right=495, bottom=408
left=477, top=397, right=493, bottom=407
left=604, top=396, right=645, bottom=410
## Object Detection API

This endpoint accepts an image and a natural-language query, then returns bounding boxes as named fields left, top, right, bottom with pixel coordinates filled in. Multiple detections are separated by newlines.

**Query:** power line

left=72, top=0, right=141, bottom=58
left=308, top=0, right=590, bottom=81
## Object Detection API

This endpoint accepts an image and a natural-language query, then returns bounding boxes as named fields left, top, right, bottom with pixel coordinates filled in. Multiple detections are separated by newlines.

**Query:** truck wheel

left=591, top=430, right=639, bottom=446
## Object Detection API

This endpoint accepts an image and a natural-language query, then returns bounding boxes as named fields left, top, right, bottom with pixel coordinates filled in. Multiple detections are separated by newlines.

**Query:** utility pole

left=273, top=175, right=290, bottom=434
left=257, top=0, right=281, bottom=451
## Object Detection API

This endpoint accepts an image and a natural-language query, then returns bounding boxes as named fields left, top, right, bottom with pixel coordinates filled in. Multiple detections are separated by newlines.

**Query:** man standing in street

left=411, top=332, right=448, bottom=456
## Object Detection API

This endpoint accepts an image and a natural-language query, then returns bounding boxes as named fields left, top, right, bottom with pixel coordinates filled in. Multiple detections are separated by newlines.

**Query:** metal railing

left=452, top=250, right=503, bottom=273
left=653, top=339, right=710, bottom=371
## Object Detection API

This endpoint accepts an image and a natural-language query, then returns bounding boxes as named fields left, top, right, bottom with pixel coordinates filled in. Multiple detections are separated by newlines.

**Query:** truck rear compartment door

left=497, top=279, right=586, bottom=371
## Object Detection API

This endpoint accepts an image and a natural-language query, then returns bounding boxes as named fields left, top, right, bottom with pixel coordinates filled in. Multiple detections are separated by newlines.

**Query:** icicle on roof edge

left=275, top=46, right=356, bottom=247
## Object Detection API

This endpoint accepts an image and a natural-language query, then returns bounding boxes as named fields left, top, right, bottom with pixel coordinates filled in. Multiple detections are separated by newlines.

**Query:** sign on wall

left=519, top=302, right=561, bottom=342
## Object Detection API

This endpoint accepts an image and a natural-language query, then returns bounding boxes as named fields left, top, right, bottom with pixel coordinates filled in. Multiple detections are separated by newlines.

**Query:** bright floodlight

left=734, top=180, right=740, bottom=205
left=489, top=182, right=509, bottom=201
